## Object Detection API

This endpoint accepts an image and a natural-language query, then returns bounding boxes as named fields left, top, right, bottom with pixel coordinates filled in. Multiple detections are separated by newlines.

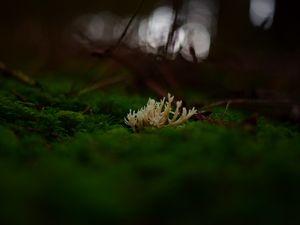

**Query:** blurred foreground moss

left=0, top=76, right=300, bottom=225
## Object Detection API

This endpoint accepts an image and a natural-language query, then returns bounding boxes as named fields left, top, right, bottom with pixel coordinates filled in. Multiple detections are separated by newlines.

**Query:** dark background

left=0, top=0, right=300, bottom=98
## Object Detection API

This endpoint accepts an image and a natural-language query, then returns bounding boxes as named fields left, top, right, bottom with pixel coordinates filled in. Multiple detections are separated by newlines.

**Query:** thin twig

left=145, top=79, right=168, bottom=97
left=89, top=0, right=145, bottom=58
left=200, top=98, right=296, bottom=111
left=11, top=90, right=27, bottom=102
left=110, top=0, right=146, bottom=52
left=0, top=61, right=38, bottom=87
left=165, top=0, right=182, bottom=55
left=75, top=75, right=127, bottom=96
left=222, top=100, right=231, bottom=117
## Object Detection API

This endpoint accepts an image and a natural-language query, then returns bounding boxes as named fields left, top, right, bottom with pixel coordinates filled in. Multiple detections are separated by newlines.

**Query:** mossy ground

left=0, top=75, right=300, bottom=225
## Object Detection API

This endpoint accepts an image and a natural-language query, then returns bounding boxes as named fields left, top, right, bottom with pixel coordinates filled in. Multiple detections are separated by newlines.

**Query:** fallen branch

left=0, top=61, right=38, bottom=87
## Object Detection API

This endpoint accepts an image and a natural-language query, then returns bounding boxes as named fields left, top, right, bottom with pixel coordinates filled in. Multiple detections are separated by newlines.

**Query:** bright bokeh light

left=86, top=15, right=105, bottom=41
left=249, top=0, right=276, bottom=29
left=137, top=0, right=215, bottom=61
left=75, top=0, right=218, bottom=62
left=180, top=23, right=211, bottom=62
left=146, top=6, right=174, bottom=51
left=75, top=12, right=119, bottom=43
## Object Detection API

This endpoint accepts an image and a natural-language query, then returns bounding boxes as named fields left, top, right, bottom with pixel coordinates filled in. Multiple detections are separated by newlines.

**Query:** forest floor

left=0, top=73, right=300, bottom=225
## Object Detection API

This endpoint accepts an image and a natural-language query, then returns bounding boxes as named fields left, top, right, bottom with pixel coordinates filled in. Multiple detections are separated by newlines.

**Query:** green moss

left=0, top=126, right=19, bottom=156
left=0, top=76, right=299, bottom=225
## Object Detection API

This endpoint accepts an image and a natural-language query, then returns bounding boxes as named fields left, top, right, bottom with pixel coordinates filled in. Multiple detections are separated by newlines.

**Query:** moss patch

left=0, top=76, right=300, bottom=225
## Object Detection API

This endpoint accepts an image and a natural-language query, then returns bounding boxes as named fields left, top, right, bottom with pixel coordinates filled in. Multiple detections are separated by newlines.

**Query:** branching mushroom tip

left=124, top=93, right=197, bottom=132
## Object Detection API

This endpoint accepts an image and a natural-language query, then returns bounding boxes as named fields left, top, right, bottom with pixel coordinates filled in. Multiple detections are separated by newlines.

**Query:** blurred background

left=1, top=0, right=300, bottom=101
left=1, top=2, right=300, bottom=224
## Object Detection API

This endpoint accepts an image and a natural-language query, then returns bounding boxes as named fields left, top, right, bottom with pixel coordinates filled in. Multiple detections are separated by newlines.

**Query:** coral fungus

left=125, top=94, right=197, bottom=132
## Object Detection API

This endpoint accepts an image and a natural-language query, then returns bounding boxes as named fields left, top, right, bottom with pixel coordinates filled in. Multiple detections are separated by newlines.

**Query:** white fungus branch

left=124, top=94, right=197, bottom=132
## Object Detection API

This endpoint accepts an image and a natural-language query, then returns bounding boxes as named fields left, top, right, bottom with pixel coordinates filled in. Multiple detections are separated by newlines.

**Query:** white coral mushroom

left=124, top=94, right=197, bottom=132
